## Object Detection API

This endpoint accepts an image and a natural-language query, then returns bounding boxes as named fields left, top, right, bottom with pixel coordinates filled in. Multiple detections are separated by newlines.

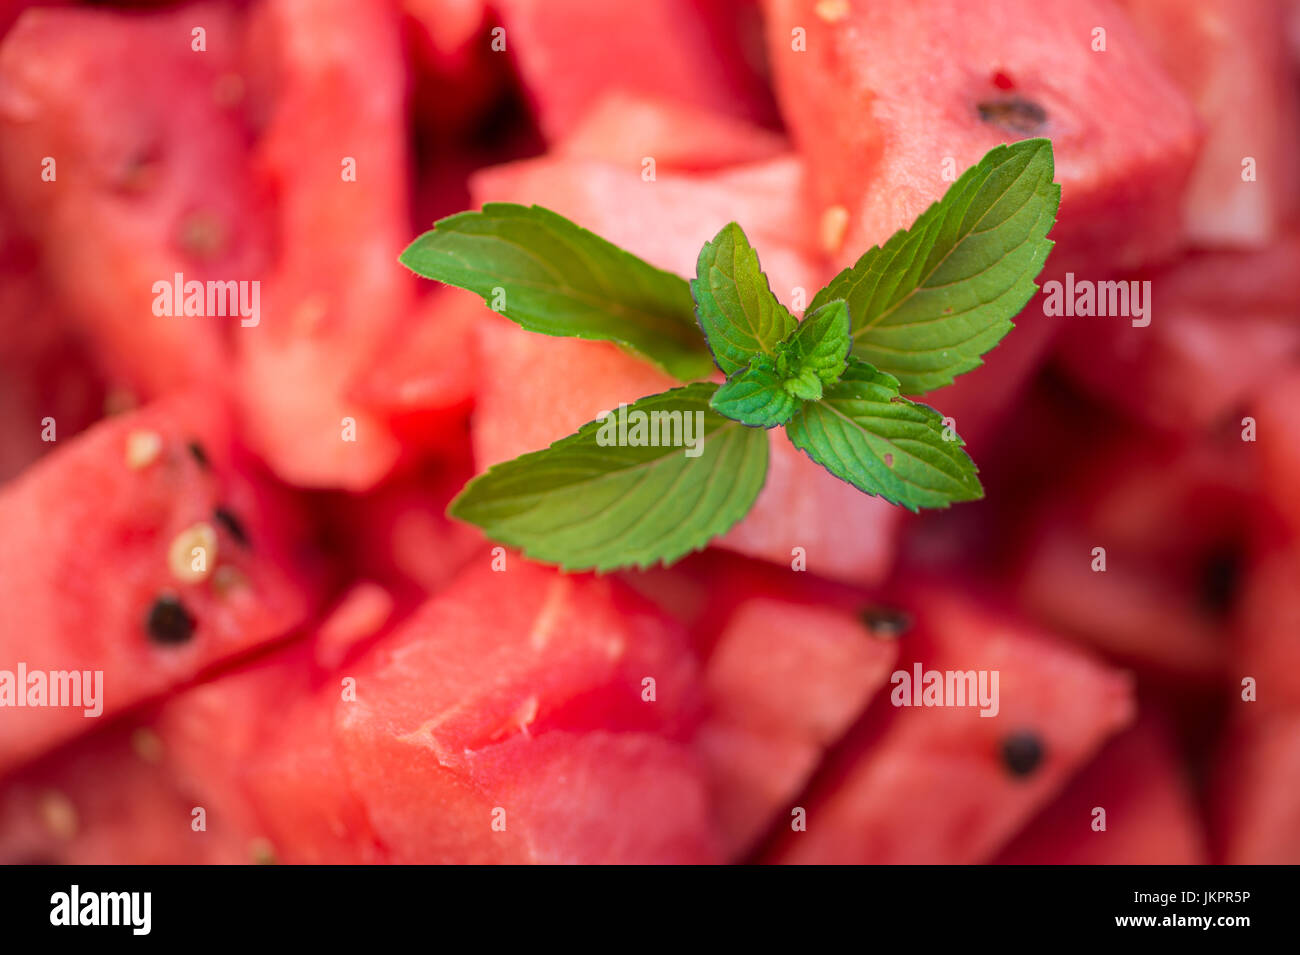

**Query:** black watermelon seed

left=976, top=97, right=1048, bottom=135
left=1001, top=731, right=1045, bottom=777
left=186, top=440, right=209, bottom=469
left=213, top=506, right=249, bottom=547
left=1199, top=543, right=1242, bottom=618
left=146, top=595, right=196, bottom=646
left=861, top=606, right=913, bottom=639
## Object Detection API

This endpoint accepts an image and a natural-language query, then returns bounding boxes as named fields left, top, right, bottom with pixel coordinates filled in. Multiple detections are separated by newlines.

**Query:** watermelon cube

left=1053, top=234, right=1300, bottom=436
left=490, top=0, right=775, bottom=140
left=1016, top=432, right=1253, bottom=681
left=995, top=715, right=1208, bottom=864
left=339, top=560, right=701, bottom=751
left=330, top=560, right=715, bottom=862
left=349, top=285, right=482, bottom=457
left=1119, top=0, right=1300, bottom=245
left=0, top=720, right=252, bottom=865
left=153, top=634, right=383, bottom=865
left=0, top=393, right=315, bottom=775
left=766, top=586, right=1135, bottom=864
left=0, top=4, right=267, bottom=397
left=235, top=0, right=412, bottom=490
left=697, top=597, right=898, bottom=856
left=344, top=726, right=721, bottom=864
left=155, top=559, right=714, bottom=863
left=762, top=0, right=1201, bottom=275
left=0, top=224, right=104, bottom=483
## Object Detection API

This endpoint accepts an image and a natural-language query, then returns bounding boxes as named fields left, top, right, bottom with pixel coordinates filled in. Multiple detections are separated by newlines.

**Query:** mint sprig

left=403, top=139, right=1060, bottom=571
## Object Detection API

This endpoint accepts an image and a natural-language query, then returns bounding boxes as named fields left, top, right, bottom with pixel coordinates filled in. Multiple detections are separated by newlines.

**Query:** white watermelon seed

left=168, top=522, right=219, bottom=583
left=814, top=0, right=849, bottom=23
left=125, top=429, right=163, bottom=469
left=820, top=205, right=850, bottom=256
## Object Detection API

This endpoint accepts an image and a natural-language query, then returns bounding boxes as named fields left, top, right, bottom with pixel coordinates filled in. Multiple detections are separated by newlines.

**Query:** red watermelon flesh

left=0, top=4, right=267, bottom=397
left=0, top=222, right=104, bottom=483
left=1053, top=234, right=1300, bottom=436
left=0, top=392, right=314, bottom=775
left=311, top=581, right=399, bottom=672
left=1018, top=529, right=1227, bottom=682
left=339, top=560, right=701, bottom=753
left=704, top=600, right=898, bottom=740
left=614, top=548, right=894, bottom=664
left=472, top=316, right=902, bottom=584
left=244, top=688, right=385, bottom=863
left=698, top=598, right=898, bottom=856
left=1016, top=432, right=1253, bottom=681
left=766, top=586, right=1135, bottom=864
left=330, top=560, right=715, bottom=862
left=1234, top=545, right=1300, bottom=709
left=1254, top=370, right=1300, bottom=535
left=1119, top=0, right=1300, bottom=246
left=1289, top=0, right=1300, bottom=61
left=0, top=720, right=251, bottom=865
left=344, top=726, right=720, bottom=864
left=994, top=715, right=1208, bottom=864
left=403, top=0, right=488, bottom=63
left=151, top=632, right=384, bottom=865
left=0, top=1, right=61, bottom=43
left=323, top=454, right=487, bottom=602
left=158, top=561, right=702, bottom=864
left=236, top=0, right=411, bottom=490
left=146, top=640, right=319, bottom=855
left=762, top=0, right=1200, bottom=276
left=1210, top=714, right=1300, bottom=864
left=489, top=0, right=775, bottom=141
left=557, top=92, right=788, bottom=172
left=349, top=285, right=481, bottom=457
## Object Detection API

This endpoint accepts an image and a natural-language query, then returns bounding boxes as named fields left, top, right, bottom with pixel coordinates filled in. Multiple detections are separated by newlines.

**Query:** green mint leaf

left=784, top=358, right=983, bottom=511
left=710, top=359, right=797, bottom=428
left=774, top=298, right=851, bottom=389
left=808, top=139, right=1060, bottom=395
left=691, top=221, right=798, bottom=377
left=448, top=383, right=769, bottom=571
left=400, top=203, right=714, bottom=381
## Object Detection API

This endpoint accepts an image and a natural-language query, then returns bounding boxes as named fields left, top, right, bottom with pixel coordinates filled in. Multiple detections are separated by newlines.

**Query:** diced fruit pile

left=0, top=0, right=1297, bottom=864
